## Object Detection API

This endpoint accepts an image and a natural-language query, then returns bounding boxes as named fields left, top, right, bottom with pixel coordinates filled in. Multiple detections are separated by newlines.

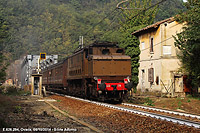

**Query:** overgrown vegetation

left=186, top=94, right=200, bottom=100
left=0, top=85, right=31, bottom=96
left=174, top=0, right=200, bottom=91
left=0, top=86, right=29, bottom=128
left=0, top=16, right=9, bottom=83
left=143, top=97, right=155, bottom=106
left=119, top=0, right=158, bottom=88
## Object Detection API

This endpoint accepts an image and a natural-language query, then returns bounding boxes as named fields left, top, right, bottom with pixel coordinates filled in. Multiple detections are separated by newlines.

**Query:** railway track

left=122, top=103, right=200, bottom=120
left=48, top=91, right=200, bottom=129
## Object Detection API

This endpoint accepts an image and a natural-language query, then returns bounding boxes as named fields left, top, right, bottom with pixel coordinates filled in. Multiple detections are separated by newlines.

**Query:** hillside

left=0, top=0, right=185, bottom=61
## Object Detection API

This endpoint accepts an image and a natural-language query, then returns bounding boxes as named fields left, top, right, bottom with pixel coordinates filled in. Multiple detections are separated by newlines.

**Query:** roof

left=132, top=17, right=174, bottom=36
left=89, top=41, right=118, bottom=47
left=73, top=41, right=119, bottom=54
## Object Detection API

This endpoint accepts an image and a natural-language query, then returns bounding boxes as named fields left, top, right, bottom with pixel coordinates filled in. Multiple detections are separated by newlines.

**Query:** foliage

left=14, top=105, right=22, bottom=113
left=153, top=0, right=186, bottom=21
left=0, top=0, right=124, bottom=61
left=0, top=54, right=7, bottom=83
left=0, top=85, right=30, bottom=96
left=174, top=0, right=200, bottom=89
left=0, top=15, right=9, bottom=83
left=186, top=94, right=200, bottom=100
left=187, top=99, right=191, bottom=103
left=0, top=0, right=186, bottom=62
left=119, top=0, right=158, bottom=88
left=144, top=97, right=155, bottom=106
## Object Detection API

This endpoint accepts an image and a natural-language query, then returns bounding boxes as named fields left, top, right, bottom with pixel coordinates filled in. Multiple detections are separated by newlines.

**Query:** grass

left=187, top=99, right=191, bottom=103
left=14, top=106, right=22, bottom=113
left=57, top=100, right=61, bottom=102
left=143, top=97, right=155, bottom=106
left=186, top=94, right=200, bottom=100
left=177, top=100, right=182, bottom=109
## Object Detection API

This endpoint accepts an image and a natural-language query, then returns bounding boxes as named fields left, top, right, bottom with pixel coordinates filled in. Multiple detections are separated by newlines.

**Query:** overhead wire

left=72, top=2, right=120, bottom=46
left=98, top=0, right=166, bottom=42
left=74, top=0, right=167, bottom=46
left=97, top=0, right=167, bottom=42
left=140, top=36, right=175, bottom=52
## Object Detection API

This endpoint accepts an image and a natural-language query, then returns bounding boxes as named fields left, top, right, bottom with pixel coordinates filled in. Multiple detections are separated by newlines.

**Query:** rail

left=49, top=91, right=200, bottom=128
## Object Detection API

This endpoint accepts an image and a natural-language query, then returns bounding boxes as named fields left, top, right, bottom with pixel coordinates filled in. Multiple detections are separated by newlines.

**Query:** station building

left=132, top=17, right=187, bottom=97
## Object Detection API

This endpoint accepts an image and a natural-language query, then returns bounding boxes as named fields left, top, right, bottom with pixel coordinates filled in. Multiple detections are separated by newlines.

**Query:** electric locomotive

left=42, top=42, right=133, bottom=102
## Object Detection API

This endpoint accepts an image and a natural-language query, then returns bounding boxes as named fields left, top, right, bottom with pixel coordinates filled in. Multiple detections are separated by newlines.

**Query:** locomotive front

left=85, top=42, right=133, bottom=101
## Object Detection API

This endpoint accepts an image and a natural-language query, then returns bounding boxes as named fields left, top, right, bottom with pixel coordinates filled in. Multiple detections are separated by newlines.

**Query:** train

left=42, top=42, right=133, bottom=102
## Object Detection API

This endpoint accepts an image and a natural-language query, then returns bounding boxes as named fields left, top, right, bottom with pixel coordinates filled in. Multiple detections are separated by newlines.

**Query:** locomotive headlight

left=124, top=79, right=128, bottom=84
left=97, top=79, right=101, bottom=84
left=106, top=84, right=111, bottom=87
left=118, top=84, right=121, bottom=87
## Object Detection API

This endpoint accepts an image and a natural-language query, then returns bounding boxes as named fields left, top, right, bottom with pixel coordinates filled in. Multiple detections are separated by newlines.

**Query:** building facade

left=133, top=18, right=185, bottom=97
left=21, top=55, right=58, bottom=89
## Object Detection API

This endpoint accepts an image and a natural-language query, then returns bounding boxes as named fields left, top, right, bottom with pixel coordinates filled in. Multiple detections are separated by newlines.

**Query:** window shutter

left=148, top=68, right=154, bottom=83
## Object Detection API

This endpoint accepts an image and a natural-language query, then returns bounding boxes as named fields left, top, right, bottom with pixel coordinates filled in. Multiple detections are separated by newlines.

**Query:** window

left=141, top=42, right=145, bottom=50
left=116, top=49, right=123, bottom=53
left=85, top=49, right=88, bottom=58
left=163, top=46, right=171, bottom=55
left=89, top=48, right=93, bottom=54
left=156, top=76, right=159, bottom=85
left=150, top=37, right=154, bottom=53
left=102, top=49, right=110, bottom=55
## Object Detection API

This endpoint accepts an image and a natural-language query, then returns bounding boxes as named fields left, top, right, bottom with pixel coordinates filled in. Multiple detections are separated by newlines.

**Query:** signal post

left=31, top=53, right=46, bottom=96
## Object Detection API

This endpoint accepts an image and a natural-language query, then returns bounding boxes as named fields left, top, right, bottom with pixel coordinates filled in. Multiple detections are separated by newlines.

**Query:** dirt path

left=0, top=94, right=96, bottom=132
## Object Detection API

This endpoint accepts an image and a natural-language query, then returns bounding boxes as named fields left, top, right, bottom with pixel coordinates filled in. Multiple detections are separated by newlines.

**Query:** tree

left=174, top=0, right=200, bottom=90
left=153, top=0, right=186, bottom=21
left=0, top=17, right=9, bottom=83
left=119, top=0, right=158, bottom=88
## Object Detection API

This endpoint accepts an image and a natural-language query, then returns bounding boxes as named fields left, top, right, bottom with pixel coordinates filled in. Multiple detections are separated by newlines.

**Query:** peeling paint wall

left=137, top=20, right=184, bottom=96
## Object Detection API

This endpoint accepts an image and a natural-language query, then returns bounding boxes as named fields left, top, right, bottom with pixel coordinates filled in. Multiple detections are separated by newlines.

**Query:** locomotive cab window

left=85, top=49, right=88, bottom=58
left=89, top=48, right=93, bottom=54
left=102, top=49, right=110, bottom=55
left=116, top=49, right=123, bottom=54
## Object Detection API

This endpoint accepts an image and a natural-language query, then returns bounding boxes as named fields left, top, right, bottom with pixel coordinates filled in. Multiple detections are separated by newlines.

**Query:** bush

left=0, top=85, right=31, bottom=96
left=0, top=86, right=4, bottom=94
left=6, top=86, right=18, bottom=95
